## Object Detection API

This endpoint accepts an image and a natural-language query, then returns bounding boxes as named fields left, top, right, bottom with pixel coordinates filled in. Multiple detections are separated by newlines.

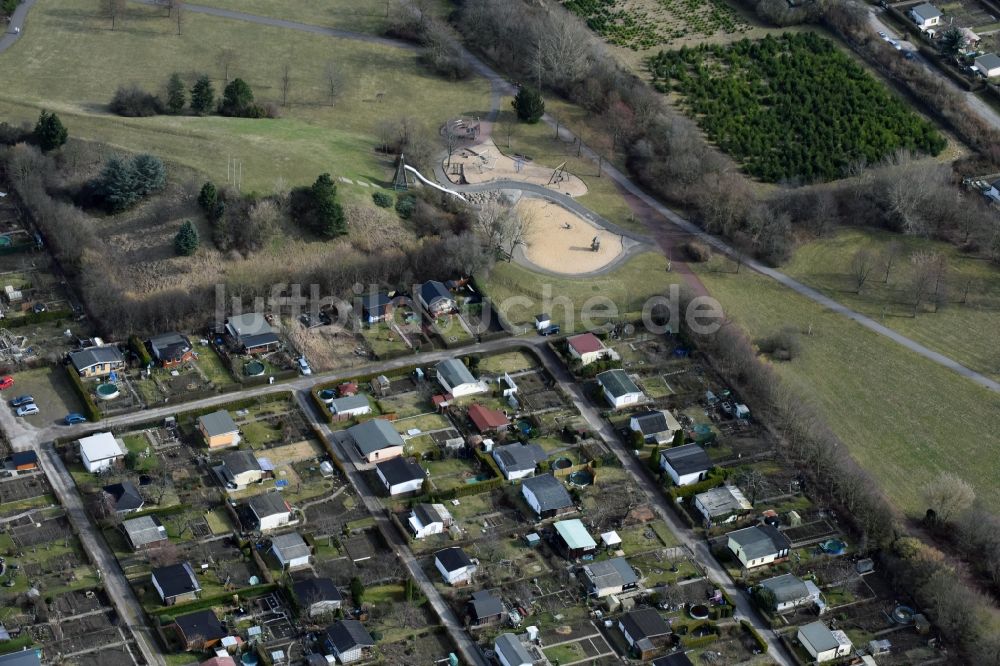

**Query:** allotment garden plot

left=648, top=32, right=945, bottom=181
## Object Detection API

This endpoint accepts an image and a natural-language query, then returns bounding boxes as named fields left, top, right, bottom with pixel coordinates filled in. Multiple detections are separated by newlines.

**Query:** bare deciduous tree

left=923, top=471, right=975, bottom=524
left=106, top=0, right=126, bottom=30
left=218, top=48, right=238, bottom=85
left=849, top=248, right=878, bottom=294
left=280, top=63, right=292, bottom=107
left=324, top=62, right=344, bottom=106
left=880, top=240, right=902, bottom=283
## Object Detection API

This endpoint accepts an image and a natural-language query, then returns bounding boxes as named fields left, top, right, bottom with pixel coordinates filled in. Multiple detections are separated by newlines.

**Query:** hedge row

left=741, top=619, right=769, bottom=653
left=129, top=335, right=153, bottom=367
left=64, top=364, right=102, bottom=422
left=667, top=469, right=727, bottom=500
left=682, top=631, right=720, bottom=649
left=153, top=583, right=278, bottom=621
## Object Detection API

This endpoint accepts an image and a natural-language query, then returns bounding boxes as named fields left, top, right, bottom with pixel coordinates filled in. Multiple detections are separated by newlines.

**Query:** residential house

left=468, top=404, right=510, bottom=434
left=596, top=369, right=644, bottom=409
left=408, top=503, right=453, bottom=539
left=78, top=432, right=125, bottom=473
left=102, top=481, right=144, bottom=514
left=11, top=451, right=38, bottom=472
left=494, top=633, right=533, bottom=666
left=582, top=557, right=640, bottom=598
left=618, top=607, right=671, bottom=660
left=197, top=410, right=240, bottom=449
left=329, top=395, right=372, bottom=419
left=553, top=519, right=597, bottom=559
left=292, top=577, right=343, bottom=618
left=68, top=345, right=125, bottom=378
left=324, top=620, right=375, bottom=664
left=151, top=562, right=201, bottom=605
left=693, top=485, right=752, bottom=527
left=247, top=493, right=293, bottom=532
left=583, top=557, right=639, bottom=599
left=652, top=654, right=695, bottom=666
left=467, top=590, right=504, bottom=626
left=660, top=444, right=712, bottom=486
left=270, top=532, right=311, bottom=570
left=347, top=419, right=405, bottom=463
left=630, top=410, right=682, bottom=445
left=727, top=524, right=791, bottom=569
left=566, top=333, right=617, bottom=366
left=359, top=293, right=393, bottom=324
left=492, top=443, right=546, bottom=480
left=797, top=621, right=853, bottom=662
left=173, top=609, right=225, bottom=650
left=435, top=358, right=486, bottom=398
left=909, top=2, right=942, bottom=29
left=419, top=280, right=456, bottom=316
left=148, top=332, right=193, bottom=368
left=215, top=450, right=264, bottom=490
left=224, top=313, right=281, bottom=354
left=758, top=573, right=823, bottom=613
left=375, top=456, right=425, bottom=496
left=521, top=474, right=574, bottom=519
left=435, top=547, right=477, bottom=586
left=974, top=53, right=1000, bottom=78
left=534, top=313, right=551, bottom=332
left=122, top=515, right=168, bottom=551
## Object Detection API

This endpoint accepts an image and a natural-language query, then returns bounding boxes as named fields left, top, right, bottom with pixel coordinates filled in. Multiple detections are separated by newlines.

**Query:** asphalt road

left=0, top=0, right=37, bottom=54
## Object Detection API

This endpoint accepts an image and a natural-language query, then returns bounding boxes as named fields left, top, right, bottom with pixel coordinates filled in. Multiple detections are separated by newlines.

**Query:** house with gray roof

left=197, top=410, right=240, bottom=449
left=619, top=607, right=670, bottom=659
left=797, top=621, right=853, bottom=662
left=693, top=484, right=752, bottom=526
left=435, top=358, right=486, bottom=398
left=324, top=620, right=375, bottom=664
left=630, top=409, right=682, bottom=445
left=909, top=2, right=942, bottom=29
left=122, top=515, right=168, bottom=550
left=408, top=503, right=453, bottom=538
left=329, top=395, right=371, bottom=419
left=419, top=280, right=456, bottom=316
left=224, top=313, right=281, bottom=353
left=492, top=443, right=546, bottom=480
left=759, top=573, right=822, bottom=613
left=727, top=524, right=791, bottom=569
left=582, top=557, right=640, bottom=597
left=148, top=332, right=193, bottom=367
left=494, top=633, right=533, bottom=666
left=292, top=577, right=342, bottom=617
left=215, top=450, right=264, bottom=490
left=246, top=493, right=292, bottom=532
left=68, top=345, right=124, bottom=378
left=271, top=532, right=311, bottom=570
left=660, top=444, right=712, bottom=486
left=521, top=473, right=574, bottom=519
left=467, top=589, right=504, bottom=626
left=347, top=419, right=405, bottom=463
left=596, top=369, right=644, bottom=408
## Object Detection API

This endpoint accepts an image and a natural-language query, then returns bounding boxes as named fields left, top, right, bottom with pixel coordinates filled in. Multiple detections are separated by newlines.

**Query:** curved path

left=0, top=0, right=37, bottom=54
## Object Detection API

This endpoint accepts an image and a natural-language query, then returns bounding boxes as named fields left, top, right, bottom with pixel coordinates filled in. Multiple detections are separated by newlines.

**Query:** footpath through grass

left=694, top=262, right=1000, bottom=515
left=0, top=0, right=489, bottom=192
left=781, top=228, right=1000, bottom=382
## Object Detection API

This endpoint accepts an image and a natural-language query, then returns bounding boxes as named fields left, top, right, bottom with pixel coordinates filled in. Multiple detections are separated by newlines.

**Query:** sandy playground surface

left=444, top=139, right=588, bottom=197
left=519, top=199, right=624, bottom=274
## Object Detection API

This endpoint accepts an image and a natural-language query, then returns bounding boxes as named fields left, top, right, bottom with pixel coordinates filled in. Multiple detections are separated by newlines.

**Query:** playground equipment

left=547, top=161, right=568, bottom=186
left=591, top=236, right=601, bottom=252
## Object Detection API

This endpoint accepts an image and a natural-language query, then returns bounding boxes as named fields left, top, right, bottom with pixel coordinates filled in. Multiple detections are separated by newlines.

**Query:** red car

left=0, top=376, right=13, bottom=391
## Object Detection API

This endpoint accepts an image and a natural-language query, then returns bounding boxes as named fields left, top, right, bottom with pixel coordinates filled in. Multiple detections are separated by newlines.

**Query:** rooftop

left=728, top=524, right=791, bottom=560
left=911, top=2, right=941, bottom=18
left=494, top=634, right=533, bottom=666
left=596, top=369, right=641, bottom=398
left=292, top=577, right=342, bottom=604
left=271, top=532, right=310, bottom=560
left=975, top=52, right=1000, bottom=70
left=661, top=444, right=711, bottom=475
left=435, top=546, right=473, bottom=572
left=348, top=419, right=405, bottom=456
left=152, top=562, right=200, bottom=598
left=69, top=345, right=123, bottom=371
left=760, top=573, right=810, bottom=603
left=798, top=621, right=840, bottom=652
left=420, top=280, right=452, bottom=307
left=469, top=589, right=504, bottom=619
left=468, top=404, right=510, bottom=432
left=554, top=519, right=597, bottom=551
left=375, top=456, right=425, bottom=486
left=78, top=432, right=124, bottom=462
left=632, top=410, right=681, bottom=435
left=226, top=313, right=274, bottom=338
left=174, top=609, right=225, bottom=642
left=325, top=619, right=374, bottom=653
left=122, top=515, right=167, bottom=548
left=493, top=443, right=546, bottom=473
left=102, top=481, right=144, bottom=512
left=329, top=395, right=370, bottom=413
left=695, top=485, right=752, bottom=517
left=583, top=557, right=638, bottom=589
left=620, top=607, right=669, bottom=641
left=198, top=410, right=239, bottom=437
left=413, top=503, right=451, bottom=527
left=567, top=332, right=606, bottom=355
left=218, top=450, right=261, bottom=475
left=521, top=474, right=573, bottom=512
left=247, top=492, right=290, bottom=518
left=436, top=358, right=477, bottom=388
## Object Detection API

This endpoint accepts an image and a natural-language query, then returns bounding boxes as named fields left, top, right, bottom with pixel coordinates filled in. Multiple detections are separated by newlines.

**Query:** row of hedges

left=64, top=364, right=102, bottom=422
left=741, top=619, right=769, bottom=652
left=666, top=469, right=727, bottom=500
left=240, top=367, right=298, bottom=386
left=6, top=308, right=74, bottom=328
left=153, top=583, right=278, bottom=622
left=129, top=335, right=153, bottom=367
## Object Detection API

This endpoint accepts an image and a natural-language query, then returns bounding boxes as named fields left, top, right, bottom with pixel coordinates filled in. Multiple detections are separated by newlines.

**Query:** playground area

left=518, top=198, right=625, bottom=274
left=443, top=139, right=589, bottom=196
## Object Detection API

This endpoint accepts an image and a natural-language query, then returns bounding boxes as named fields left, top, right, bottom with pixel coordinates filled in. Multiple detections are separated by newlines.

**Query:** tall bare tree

left=880, top=240, right=902, bottom=283
left=175, top=0, right=184, bottom=35
left=218, top=48, right=238, bottom=85
left=324, top=61, right=344, bottom=106
left=107, top=0, right=126, bottom=30
left=280, top=63, right=292, bottom=106
left=849, top=248, right=878, bottom=294
left=923, top=472, right=975, bottom=524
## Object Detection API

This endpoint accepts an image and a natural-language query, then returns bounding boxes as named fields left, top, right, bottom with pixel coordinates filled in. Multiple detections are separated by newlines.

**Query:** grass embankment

left=482, top=251, right=682, bottom=332
left=781, top=228, right=1000, bottom=381
left=693, top=262, right=1000, bottom=514
left=0, top=0, right=489, bottom=194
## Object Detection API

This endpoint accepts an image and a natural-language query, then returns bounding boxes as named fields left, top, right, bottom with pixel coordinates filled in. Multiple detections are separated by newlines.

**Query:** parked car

left=32, top=302, right=46, bottom=314
left=539, top=324, right=561, bottom=336
left=16, top=404, right=39, bottom=417
left=8, top=395, right=33, bottom=407
left=0, top=376, right=13, bottom=390
left=878, top=31, right=888, bottom=39
left=64, top=413, right=88, bottom=425
left=297, top=357, right=312, bottom=375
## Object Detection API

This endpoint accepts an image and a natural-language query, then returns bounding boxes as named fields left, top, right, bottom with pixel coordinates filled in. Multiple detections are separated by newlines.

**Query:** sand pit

left=519, top=199, right=624, bottom=274
left=445, top=139, right=588, bottom=197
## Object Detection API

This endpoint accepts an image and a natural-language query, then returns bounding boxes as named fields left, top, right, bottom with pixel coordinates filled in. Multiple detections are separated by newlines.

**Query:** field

left=780, top=228, right=1000, bottom=381
left=197, top=0, right=391, bottom=34
left=693, top=261, right=1000, bottom=514
left=483, top=250, right=681, bottom=332
left=648, top=33, right=945, bottom=181
left=1, top=0, right=490, bottom=195
left=561, top=0, right=750, bottom=50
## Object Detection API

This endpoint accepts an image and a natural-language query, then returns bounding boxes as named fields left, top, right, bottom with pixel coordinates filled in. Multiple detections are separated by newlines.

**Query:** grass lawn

left=9, top=366, right=82, bottom=421
left=478, top=350, right=538, bottom=375
left=204, top=507, right=234, bottom=535
left=192, top=343, right=237, bottom=387
left=782, top=227, right=1000, bottom=381
left=2, top=0, right=490, bottom=194
left=394, top=412, right=452, bottom=434
left=122, top=433, right=160, bottom=471
left=360, top=323, right=412, bottom=359
left=482, top=251, right=680, bottom=333
left=694, top=263, right=1000, bottom=514
left=196, top=0, right=393, bottom=33
left=240, top=420, right=283, bottom=448
left=544, top=642, right=588, bottom=665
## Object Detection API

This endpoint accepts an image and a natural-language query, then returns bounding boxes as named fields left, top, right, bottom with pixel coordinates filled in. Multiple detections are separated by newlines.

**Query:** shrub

left=290, top=173, right=346, bottom=238
left=33, top=109, right=67, bottom=152
left=174, top=220, right=199, bottom=256
left=110, top=85, right=163, bottom=117
left=755, top=326, right=801, bottom=361
left=512, top=87, right=545, bottom=123
left=166, top=73, right=186, bottom=114
left=93, top=153, right=166, bottom=213
left=220, top=78, right=258, bottom=117
left=395, top=195, right=416, bottom=219
left=64, top=364, right=101, bottom=422
left=372, top=191, right=393, bottom=208
left=189, top=75, right=214, bottom=115
left=129, top=335, right=153, bottom=367
left=197, top=181, right=218, bottom=214
left=683, top=240, right=712, bottom=262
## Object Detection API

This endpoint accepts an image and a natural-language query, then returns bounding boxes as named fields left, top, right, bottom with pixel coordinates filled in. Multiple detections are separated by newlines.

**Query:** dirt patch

left=444, top=139, right=588, bottom=196
left=518, top=199, right=624, bottom=274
